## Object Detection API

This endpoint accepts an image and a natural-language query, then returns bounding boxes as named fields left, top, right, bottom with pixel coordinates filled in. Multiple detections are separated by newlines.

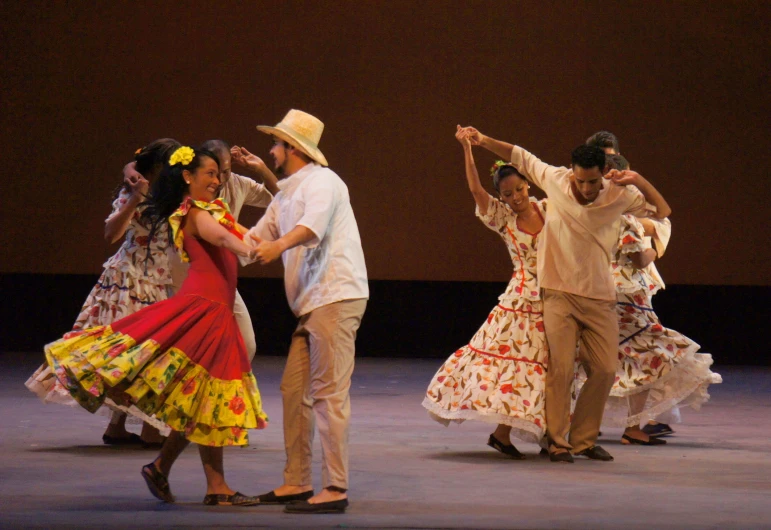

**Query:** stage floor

left=1, top=354, right=769, bottom=529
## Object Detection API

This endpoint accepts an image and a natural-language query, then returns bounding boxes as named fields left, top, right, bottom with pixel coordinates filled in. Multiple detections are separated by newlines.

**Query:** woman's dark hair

left=138, top=147, right=220, bottom=267
left=493, top=165, right=526, bottom=193
left=140, top=147, right=220, bottom=227
left=113, top=138, right=181, bottom=199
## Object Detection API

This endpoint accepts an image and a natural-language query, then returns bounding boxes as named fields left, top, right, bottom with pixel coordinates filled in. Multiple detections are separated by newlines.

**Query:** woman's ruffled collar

left=168, top=197, right=241, bottom=262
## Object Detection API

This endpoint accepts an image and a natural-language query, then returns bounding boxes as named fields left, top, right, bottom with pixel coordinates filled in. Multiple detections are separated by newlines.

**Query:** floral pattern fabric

left=26, top=188, right=173, bottom=431
left=45, top=326, right=266, bottom=447
left=423, top=198, right=549, bottom=443
left=576, top=215, right=721, bottom=427
left=75, top=188, right=174, bottom=330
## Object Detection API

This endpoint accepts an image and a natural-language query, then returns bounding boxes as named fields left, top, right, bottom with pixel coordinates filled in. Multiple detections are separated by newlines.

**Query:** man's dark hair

left=586, top=130, right=619, bottom=153
left=571, top=144, right=606, bottom=171
left=604, top=153, right=629, bottom=172
left=201, top=139, right=230, bottom=155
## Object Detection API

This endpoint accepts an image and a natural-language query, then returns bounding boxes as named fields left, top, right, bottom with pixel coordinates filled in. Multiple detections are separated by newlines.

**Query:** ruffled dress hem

left=45, top=325, right=267, bottom=447
left=422, top=397, right=544, bottom=444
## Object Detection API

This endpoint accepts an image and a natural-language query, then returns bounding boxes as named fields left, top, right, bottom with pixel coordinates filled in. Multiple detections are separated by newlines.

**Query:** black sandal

left=141, top=463, right=175, bottom=503
left=203, top=491, right=260, bottom=506
left=621, top=434, right=666, bottom=446
left=102, top=433, right=143, bottom=446
left=487, top=434, right=525, bottom=460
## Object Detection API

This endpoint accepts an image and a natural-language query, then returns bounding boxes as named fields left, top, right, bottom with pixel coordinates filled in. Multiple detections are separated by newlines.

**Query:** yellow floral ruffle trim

left=168, top=197, right=242, bottom=262
left=44, top=327, right=268, bottom=447
left=126, top=347, right=267, bottom=446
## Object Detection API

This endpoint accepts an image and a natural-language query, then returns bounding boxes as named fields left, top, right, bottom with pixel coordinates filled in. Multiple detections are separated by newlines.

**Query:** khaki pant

left=543, top=289, right=617, bottom=453
left=280, top=298, right=367, bottom=490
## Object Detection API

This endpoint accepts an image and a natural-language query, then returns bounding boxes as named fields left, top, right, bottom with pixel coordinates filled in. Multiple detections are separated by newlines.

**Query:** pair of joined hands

left=246, top=233, right=282, bottom=265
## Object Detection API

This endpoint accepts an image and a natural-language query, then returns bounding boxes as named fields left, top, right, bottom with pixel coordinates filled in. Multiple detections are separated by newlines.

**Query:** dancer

left=588, top=135, right=679, bottom=438
left=124, top=139, right=279, bottom=361
left=26, top=138, right=180, bottom=446
left=576, top=154, right=721, bottom=445
left=41, top=146, right=268, bottom=505
left=244, top=109, right=368, bottom=514
left=423, top=126, right=548, bottom=458
left=461, top=126, right=670, bottom=463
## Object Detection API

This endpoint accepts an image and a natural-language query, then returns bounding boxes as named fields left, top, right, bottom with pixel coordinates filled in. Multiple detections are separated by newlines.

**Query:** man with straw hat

left=244, top=109, right=368, bottom=514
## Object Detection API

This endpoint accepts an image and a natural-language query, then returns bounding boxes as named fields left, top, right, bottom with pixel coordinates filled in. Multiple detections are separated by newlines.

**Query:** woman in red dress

left=43, top=146, right=268, bottom=506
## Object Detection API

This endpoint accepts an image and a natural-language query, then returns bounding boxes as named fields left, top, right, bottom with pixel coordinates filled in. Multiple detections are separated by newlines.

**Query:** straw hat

left=257, top=109, right=328, bottom=166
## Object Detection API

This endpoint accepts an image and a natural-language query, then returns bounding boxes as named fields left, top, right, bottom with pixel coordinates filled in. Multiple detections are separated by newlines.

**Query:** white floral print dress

left=575, top=215, right=722, bottom=427
left=423, top=197, right=549, bottom=443
left=26, top=188, right=174, bottom=431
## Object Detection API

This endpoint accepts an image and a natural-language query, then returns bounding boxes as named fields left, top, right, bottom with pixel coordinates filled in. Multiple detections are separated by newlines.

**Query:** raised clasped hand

left=460, top=125, right=483, bottom=146
left=455, top=124, right=471, bottom=146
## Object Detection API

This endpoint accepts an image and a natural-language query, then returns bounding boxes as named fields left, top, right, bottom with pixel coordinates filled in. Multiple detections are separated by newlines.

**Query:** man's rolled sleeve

left=296, top=175, right=336, bottom=249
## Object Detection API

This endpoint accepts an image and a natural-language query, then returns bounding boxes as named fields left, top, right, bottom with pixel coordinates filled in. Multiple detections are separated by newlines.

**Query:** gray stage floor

left=1, top=354, right=769, bottom=529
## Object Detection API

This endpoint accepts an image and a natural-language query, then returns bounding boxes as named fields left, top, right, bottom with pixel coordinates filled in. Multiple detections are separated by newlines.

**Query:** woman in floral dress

left=26, top=138, right=180, bottom=445
left=576, top=212, right=721, bottom=445
left=41, top=146, right=268, bottom=505
left=422, top=126, right=548, bottom=459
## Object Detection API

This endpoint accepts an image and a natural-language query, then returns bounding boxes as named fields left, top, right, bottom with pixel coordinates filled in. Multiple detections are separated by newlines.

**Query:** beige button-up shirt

left=221, top=172, right=273, bottom=219
left=510, top=145, right=648, bottom=301
left=247, top=163, right=369, bottom=316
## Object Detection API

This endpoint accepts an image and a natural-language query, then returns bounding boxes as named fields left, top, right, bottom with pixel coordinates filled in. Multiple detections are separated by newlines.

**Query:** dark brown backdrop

left=2, top=1, right=769, bottom=285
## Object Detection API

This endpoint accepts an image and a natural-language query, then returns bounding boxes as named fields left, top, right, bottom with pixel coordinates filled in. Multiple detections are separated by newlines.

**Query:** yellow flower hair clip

left=169, top=146, right=195, bottom=166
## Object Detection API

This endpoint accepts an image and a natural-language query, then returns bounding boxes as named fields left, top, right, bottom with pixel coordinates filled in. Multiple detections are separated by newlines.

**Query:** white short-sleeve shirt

left=248, top=163, right=369, bottom=316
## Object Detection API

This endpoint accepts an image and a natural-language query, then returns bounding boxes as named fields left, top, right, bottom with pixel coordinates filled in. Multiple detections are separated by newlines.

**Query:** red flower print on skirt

left=182, top=378, right=197, bottom=395
left=228, top=396, right=246, bottom=415
left=500, top=384, right=513, bottom=394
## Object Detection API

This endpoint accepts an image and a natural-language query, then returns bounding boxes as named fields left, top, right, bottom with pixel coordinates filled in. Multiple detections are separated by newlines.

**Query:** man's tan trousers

left=543, top=289, right=618, bottom=454
left=280, top=298, right=367, bottom=490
